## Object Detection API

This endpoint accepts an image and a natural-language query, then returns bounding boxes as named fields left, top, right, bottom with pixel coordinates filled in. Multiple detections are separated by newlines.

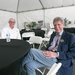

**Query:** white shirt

left=1, top=27, right=21, bottom=39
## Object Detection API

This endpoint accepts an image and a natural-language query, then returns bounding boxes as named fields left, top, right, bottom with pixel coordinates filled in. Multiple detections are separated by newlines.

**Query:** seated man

left=1, top=18, right=21, bottom=39
left=22, top=17, right=75, bottom=75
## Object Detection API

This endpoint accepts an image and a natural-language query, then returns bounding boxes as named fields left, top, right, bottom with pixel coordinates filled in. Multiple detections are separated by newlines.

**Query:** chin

left=56, top=31, right=60, bottom=33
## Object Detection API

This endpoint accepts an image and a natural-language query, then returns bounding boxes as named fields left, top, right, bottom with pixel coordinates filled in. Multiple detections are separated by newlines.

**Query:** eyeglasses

left=9, top=21, right=15, bottom=23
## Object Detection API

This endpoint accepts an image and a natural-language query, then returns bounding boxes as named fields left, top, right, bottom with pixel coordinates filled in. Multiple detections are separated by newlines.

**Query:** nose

left=54, top=24, right=59, bottom=28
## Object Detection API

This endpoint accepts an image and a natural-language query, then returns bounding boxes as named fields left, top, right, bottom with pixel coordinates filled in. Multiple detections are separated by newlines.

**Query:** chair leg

left=33, top=44, right=35, bottom=48
left=36, top=68, right=46, bottom=75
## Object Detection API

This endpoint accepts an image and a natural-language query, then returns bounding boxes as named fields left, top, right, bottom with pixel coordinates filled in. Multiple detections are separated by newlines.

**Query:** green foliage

left=27, top=22, right=37, bottom=30
left=64, top=18, right=71, bottom=26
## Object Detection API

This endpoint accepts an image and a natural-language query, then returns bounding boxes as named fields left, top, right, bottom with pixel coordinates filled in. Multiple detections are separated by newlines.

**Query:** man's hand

left=43, top=51, right=58, bottom=58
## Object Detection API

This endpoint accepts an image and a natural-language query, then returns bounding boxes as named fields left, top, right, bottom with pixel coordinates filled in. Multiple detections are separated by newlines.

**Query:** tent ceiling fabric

left=18, top=0, right=42, bottom=12
left=0, top=0, right=18, bottom=12
left=0, top=0, right=75, bottom=13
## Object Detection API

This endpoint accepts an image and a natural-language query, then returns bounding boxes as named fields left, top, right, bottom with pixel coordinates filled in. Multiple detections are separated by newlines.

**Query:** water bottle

left=6, top=33, right=11, bottom=42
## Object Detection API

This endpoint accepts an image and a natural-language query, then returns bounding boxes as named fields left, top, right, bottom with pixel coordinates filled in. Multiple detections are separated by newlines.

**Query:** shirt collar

left=8, top=26, right=15, bottom=30
left=59, top=30, right=63, bottom=36
left=56, top=30, right=63, bottom=36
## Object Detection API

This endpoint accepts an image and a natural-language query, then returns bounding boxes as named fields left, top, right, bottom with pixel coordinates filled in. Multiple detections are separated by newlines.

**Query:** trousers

left=22, top=48, right=57, bottom=75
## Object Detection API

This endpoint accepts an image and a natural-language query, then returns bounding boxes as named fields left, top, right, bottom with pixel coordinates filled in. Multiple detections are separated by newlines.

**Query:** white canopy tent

left=0, top=0, right=75, bottom=31
left=0, top=0, right=75, bottom=12
left=0, top=1, right=75, bottom=75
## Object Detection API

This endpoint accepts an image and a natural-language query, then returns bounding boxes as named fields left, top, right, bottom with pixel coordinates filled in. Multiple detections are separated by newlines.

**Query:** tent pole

left=43, top=9, right=45, bottom=28
left=16, top=0, right=20, bottom=29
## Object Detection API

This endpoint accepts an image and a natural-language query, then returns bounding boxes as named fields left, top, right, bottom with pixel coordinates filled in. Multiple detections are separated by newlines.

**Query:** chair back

left=29, top=36, right=43, bottom=44
left=28, top=36, right=43, bottom=49
left=22, top=32, right=35, bottom=40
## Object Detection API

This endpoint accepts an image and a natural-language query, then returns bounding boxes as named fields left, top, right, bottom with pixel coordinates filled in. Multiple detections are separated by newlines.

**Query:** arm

left=43, top=51, right=58, bottom=58
left=17, top=29, right=21, bottom=40
left=58, top=34, right=75, bottom=60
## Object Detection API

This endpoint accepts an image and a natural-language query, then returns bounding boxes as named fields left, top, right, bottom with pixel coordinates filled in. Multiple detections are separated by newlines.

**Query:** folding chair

left=36, top=62, right=62, bottom=75
left=28, top=36, right=43, bottom=49
left=47, top=62, right=62, bottom=75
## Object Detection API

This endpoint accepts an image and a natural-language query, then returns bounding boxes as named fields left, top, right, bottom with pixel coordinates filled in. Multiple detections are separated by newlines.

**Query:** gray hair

left=53, top=17, right=64, bottom=24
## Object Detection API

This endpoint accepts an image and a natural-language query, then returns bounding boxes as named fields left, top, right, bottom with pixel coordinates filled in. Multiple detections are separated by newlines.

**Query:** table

left=20, top=29, right=45, bottom=41
left=0, top=39, right=31, bottom=75
left=33, top=29, right=45, bottom=38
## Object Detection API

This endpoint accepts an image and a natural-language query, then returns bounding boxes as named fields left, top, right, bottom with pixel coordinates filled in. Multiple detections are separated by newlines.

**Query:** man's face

left=53, top=21, right=64, bottom=33
left=9, top=19, right=15, bottom=29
